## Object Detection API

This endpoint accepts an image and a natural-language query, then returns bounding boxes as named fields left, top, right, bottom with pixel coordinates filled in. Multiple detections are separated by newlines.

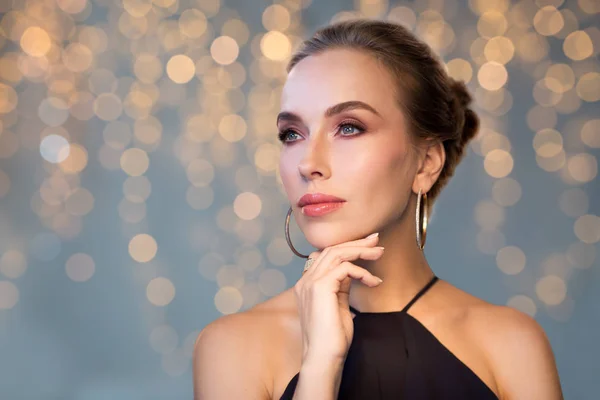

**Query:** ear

left=412, top=139, right=445, bottom=195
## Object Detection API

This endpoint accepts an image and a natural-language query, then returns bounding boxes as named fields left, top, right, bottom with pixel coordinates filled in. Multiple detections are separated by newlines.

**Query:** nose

left=297, top=134, right=331, bottom=182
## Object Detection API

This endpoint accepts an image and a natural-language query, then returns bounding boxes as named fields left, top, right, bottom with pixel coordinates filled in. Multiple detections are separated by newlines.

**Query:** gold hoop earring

left=416, top=188, right=428, bottom=250
left=285, top=206, right=309, bottom=259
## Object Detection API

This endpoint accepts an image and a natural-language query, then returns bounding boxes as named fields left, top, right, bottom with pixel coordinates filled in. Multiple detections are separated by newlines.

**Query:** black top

left=279, top=276, right=498, bottom=399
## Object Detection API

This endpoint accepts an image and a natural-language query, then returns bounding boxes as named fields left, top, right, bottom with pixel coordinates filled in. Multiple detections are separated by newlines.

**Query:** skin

left=193, top=48, right=563, bottom=399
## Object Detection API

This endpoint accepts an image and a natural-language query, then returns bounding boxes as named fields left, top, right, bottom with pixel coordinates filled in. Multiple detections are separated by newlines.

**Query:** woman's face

left=278, top=48, right=419, bottom=250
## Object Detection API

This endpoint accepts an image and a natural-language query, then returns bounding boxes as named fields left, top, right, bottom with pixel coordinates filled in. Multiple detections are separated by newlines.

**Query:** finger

left=323, top=261, right=383, bottom=288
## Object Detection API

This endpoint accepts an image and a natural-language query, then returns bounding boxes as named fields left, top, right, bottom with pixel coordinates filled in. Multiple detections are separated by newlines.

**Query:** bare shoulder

left=437, top=281, right=563, bottom=399
left=192, top=288, right=298, bottom=400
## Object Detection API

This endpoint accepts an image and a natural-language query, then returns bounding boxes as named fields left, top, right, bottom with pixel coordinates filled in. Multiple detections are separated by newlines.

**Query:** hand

left=294, top=233, right=384, bottom=365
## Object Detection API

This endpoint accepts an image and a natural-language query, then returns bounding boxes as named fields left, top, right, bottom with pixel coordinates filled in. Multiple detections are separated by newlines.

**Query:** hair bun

left=449, top=78, right=479, bottom=148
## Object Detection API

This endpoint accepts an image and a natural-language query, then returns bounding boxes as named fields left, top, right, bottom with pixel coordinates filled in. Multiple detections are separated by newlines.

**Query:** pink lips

left=297, top=193, right=346, bottom=217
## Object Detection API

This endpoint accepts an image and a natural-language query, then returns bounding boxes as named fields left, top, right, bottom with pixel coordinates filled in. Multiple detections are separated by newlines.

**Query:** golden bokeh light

left=214, top=286, right=243, bottom=314
left=65, top=252, right=95, bottom=282
left=446, top=58, right=473, bottom=83
left=574, top=214, right=600, bottom=244
left=580, top=119, right=600, bottom=148
left=210, top=36, right=239, bottom=65
left=123, top=176, right=151, bottom=203
left=496, top=245, right=526, bottom=275
left=186, top=158, right=214, bottom=187
left=186, top=186, right=214, bottom=210
left=566, top=241, right=596, bottom=269
left=166, top=54, right=196, bottom=84
left=558, top=188, right=589, bottom=217
left=478, top=61, right=508, bottom=90
left=216, top=265, right=245, bottom=289
left=59, top=143, right=88, bottom=174
left=129, top=233, right=158, bottom=262
left=484, top=36, right=514, bottom=64
left=474, top=200, right=505, bottom=230
left=0, top=281, right=19, bottom=309
left=179, top=9, right=207, bottom=38
left=563, top=30, right=593, bottom=61
left=535, top=275, right=567, bottom=305
left=477, top=11, right=508, bottom=38
left=20, top=26, right=52, bottom=57
left=120, top=148, right=150, bottom=176
left=218, top=113, right=246, bottom=142
left=507, top=295, right=537, bottom=317
left=0, top=250, right=27, bottom=279
left=576, top=72, right=600, bottom=102
left=233, top=192, right=262, bottom=221
left=533, top=6, right=564, bottom=36
left=262, top=4, right=291, bottom=32
left=484, top=149, right=513, bottom=178
left=491, top=177, right=521, bottom=206
left=567, top=153, right=597, bottom=183
left=533, top=128, right=563, bottom=158
left=266, top=237, right=293, bottom=267
left=260, top=31, right=292, bottom=61
left=147, top=277, right=176, bottom=306
left=65, top=188, right=95, bottom=216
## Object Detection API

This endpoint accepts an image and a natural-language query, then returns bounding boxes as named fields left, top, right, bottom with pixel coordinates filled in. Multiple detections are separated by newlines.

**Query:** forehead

left=280, top=48, right=399, bottom=118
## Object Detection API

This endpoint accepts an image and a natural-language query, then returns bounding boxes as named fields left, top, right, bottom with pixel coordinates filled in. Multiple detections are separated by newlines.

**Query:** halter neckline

left=348, top=275, right=439, bottom=315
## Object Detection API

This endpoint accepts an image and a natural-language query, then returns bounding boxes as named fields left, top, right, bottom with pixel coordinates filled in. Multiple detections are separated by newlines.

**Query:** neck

left=349, top=204, right=434, bottom=313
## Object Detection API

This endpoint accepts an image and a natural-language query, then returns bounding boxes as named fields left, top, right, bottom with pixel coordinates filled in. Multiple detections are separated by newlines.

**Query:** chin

left=301, top=224, right=361, bottom=251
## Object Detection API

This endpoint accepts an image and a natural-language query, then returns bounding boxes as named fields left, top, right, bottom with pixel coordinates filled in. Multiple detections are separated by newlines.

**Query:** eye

left=338, top=122, right=364, bottom=136
left=278, top=129, right=301, bottom=143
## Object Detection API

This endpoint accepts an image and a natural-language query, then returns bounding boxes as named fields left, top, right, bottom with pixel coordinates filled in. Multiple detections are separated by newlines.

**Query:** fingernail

left=376, top=277, right=383, bottom=283
left=376, top=246, right=384, bottom=251
left=366, top=232, right=379, bottom=239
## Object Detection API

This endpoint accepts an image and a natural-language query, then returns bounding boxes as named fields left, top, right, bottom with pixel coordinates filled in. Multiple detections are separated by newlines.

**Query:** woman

left=193, top=19, right=562, bottom=399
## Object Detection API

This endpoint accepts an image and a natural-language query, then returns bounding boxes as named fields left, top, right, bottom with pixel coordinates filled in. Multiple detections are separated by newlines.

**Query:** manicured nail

left=376, top=277, right=383, bottom=283
left=366, top=232, right=379, bottom=239
left=376, top=246, right=384, bottom=251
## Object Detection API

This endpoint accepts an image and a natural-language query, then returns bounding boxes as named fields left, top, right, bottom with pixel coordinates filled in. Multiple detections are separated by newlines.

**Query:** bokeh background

left=0, top=0, right=598, bottom=398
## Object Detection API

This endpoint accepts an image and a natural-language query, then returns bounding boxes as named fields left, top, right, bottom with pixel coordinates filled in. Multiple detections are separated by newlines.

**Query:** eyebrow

left=276, top=100, right=382, bottom=125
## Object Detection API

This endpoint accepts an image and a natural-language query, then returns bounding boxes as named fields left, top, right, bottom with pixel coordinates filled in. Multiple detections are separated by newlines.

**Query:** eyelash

left=277, top=121, right=366, bottom=144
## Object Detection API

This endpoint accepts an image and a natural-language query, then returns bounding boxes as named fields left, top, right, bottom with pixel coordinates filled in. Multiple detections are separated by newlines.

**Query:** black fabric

left=279, top=276, right=498, bottom=399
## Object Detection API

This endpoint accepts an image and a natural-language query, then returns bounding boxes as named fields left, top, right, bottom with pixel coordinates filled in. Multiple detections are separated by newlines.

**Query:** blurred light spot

left=563, top=30, right=593, bottom=60
left=216, top=265, right=245, bottom=288
left=566, top=241, right=596, bottom=269
left=120, top=148, right=149, bottom=176
left=147, top=277, right=175, bottom=306
left=150, top=324, right=178, bottom=354
left=118, top=199, right=146, bottom=223
left=39, top=97, right=69, bottom=127
left=134, top=54, right=163, bottom=84
left=446, top=58, right=473, bottom=83
left=199, top=252, right=225, bottom=281
left=484, top=36, right=514, bottom=64
left=241, top=282, right=263, bottom=308
left=179, top=9, right=207, bottom=39
left=0, top=250, right=27, bottom=279
left=574, top=214, right=600, bottom=244
left=258, top=268, right=286, bottom=296
left=235, top=247, right=262, bottom=272
left=492, top=177, right=521, bottom=206
left=214, top=286, right=243, bottom=314
left=218, top=113, right=246, bottom=142
left=123, top=0, right=152, bottom=17
left=30, top=232, right=61, bottom=262
left=0, top=169, right=10, bottom=198
left=0, top=84, right=18, bottom=114
left=536, top=149, right=565, bottom=172
left=0, top=130, right=19, bottom=159
left=261, top=31, right=291, bottom=61
left=63, top=43, right=93, bottom=73
left=387, top=6, right=417, bottom=30
left=103, top=121, right=132, bottom=150
left=533, top=128, right=563, bottom=158
left=65, top=188, right=94, bottom=216
left=98, top=145, right=123, bottom=171
left=262, top=4, right=290, bottom=31
left=536, top=275, right=567, bottom=305
left=567, top=153, right=597, bottom=183
left=516, top=32, right=549, bottom=63
left=186, top=159, right=214, bottom=187
left=94, top=93, right=123, bottom=121
left=533, top=79, right=562, bottom=106
left=577, top=0, right=599, bottom=14
left=65, top=253, right=95, bottom=282
left=20, top=26, right=52, bottom=57
left=559, top=188, right=589, bottom=217
left=123, top=176, right=151, bottom=203
left=129, top=233, right=157, bottom=262
left=233, top=192, right=262, bottom=220
left=40, top=135, right=70, bottom=163
left=56, top=0, right=87, bottom=14
left=477, top=11, right=507, bottom=38
left=545, top=64, right=575, bottom=93
left=475, top=201, right=505, bottom=230
left=162, top=348, right=189, bottom=377
left=533, top=6, right=564, bottom=36
left=478, top=61, right=508, bottom=90
left=580, top=119, right=600, bottom=148
left=216, top=206, right=236, bottom=232
left=266, top=237, right=293, bottom=266
left=222, top=19, right=250, bottom=47
left=496, top=246, right=526, bottom=275
left=576, top=72, right=600, bottom=102
left=254, top=143, right=279, bottom=172
left=0, top=281, right=19, bottom=309
left=186, top=185, right=214, bottom=210
left=507, top=295, right=537, bottom=317
left=211, top=36, right=239, bottom=65
left=166, top=54, right=195, bottom=84
left=527, top=105, right=557, bottom=130
left=484, top=149, right=513, bottom=178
